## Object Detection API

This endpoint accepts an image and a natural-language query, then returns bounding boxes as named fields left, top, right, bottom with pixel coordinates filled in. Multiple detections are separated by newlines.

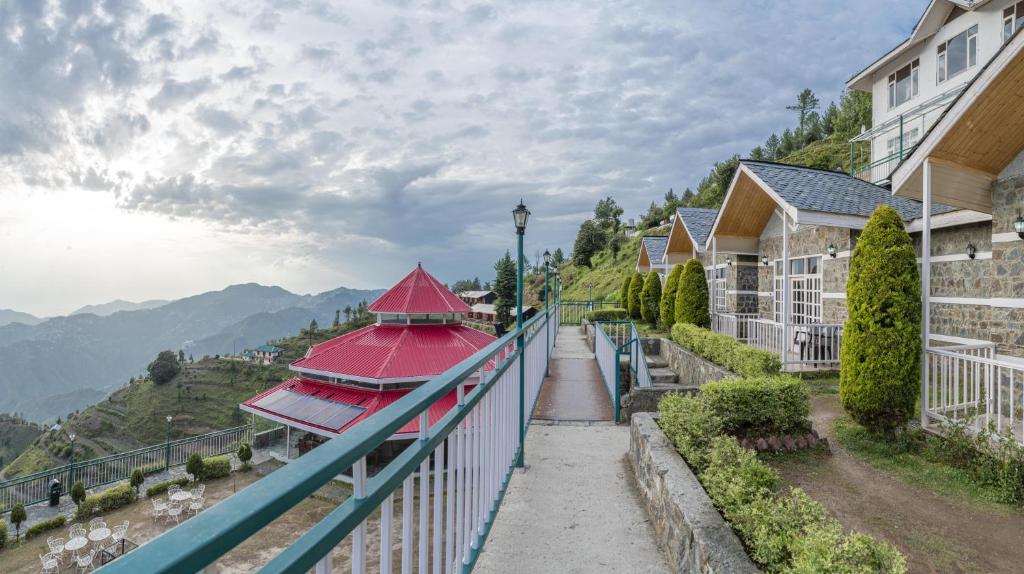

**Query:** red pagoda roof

left=241, top=377, right=470, bottom=437
left=368, top=264, right=471, bottom=314
left=291, top=323, right=497, bottom=382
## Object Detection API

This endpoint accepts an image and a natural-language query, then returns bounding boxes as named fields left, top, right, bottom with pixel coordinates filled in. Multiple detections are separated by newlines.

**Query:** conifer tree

left=640, top=272, right=662, bottom=325
left=627, top=272, right=643, bottom=319
left=674, top=259, right=710, bottom=328
left=660, top=264, right=684, bottom=328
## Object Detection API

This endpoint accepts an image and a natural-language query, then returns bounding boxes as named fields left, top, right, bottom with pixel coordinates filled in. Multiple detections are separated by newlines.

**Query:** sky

left=0, top=0, right=928, bottom=317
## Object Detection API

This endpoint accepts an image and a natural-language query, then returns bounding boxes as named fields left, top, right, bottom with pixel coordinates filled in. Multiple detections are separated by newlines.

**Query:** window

left=937, top=25, right=977, bottom=83
left=887, top=59, right=919, bottom=109
left=1005, top=2, right=1024, bottom=43
left=885, top=127, right=920, bottom=157
left=714, top=267, right=726, bottom=311
left=772, top=256, right=823, bottom=324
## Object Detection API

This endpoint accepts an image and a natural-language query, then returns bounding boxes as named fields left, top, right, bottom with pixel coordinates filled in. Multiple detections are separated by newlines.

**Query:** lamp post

left=68, top=433, right=76, bottom=486
left=165, top=415, right=173, bottom=471
left=512, top=200, right=530, bottom=468
left=544, top=249, right=552, bottom=377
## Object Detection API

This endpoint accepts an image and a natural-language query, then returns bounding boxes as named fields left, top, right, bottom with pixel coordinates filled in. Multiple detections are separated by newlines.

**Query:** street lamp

left=543, top=249, right=551, bottom=377
left=68, top=433, right=76, bottom=485
left=512, top=201, right=529, bottom=468
left=165, top=415, right=173, bottom=471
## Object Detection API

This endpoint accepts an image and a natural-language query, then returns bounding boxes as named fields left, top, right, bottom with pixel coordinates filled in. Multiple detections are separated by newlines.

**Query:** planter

left=659, top=338, right=735, bottom=387
left=629, top=413, right=760, bottom=574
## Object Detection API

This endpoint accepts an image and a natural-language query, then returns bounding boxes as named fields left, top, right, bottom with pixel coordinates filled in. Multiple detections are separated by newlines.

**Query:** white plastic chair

left=167, top=484, right=181, bottom=496
left=69, top=525, right=86, bottom=539
left=188, top=496, right=205, bottom=516
left=40, top=552, right=59, bottom=574
left=88, top=517, right=105, bottom=528
left=47, top=536, right=66, bottom=564
left=166, top=502, right=183, bottom=524
left=111, top=523, right=128, bottom=544
left=75, top=549, right=96, bottom=574
left=151, top=497, right=167, bottom=517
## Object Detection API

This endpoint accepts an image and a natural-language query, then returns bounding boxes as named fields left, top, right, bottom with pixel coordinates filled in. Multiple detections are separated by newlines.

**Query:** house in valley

left=252, top=345, right=283, bottom=365
left=458, top=290, right=496, bottom=306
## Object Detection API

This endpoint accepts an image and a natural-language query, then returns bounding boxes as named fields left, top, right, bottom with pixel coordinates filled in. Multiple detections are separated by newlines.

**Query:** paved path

left=475, top=326, right=669, bottom=573
left=533, top=327, right=612, bottom=421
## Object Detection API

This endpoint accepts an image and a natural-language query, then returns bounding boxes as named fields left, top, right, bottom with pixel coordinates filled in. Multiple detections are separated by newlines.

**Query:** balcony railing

left=714, top=315, right=842, bottom=371
left=101, top=304, right=559, bottom=574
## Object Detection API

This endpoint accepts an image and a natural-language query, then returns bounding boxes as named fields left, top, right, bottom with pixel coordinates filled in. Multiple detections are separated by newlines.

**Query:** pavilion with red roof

left=240, top=264, right=496, bottom=455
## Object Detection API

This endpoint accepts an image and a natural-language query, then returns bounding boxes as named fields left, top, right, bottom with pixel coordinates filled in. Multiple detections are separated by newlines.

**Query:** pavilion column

left=921, top=158, right=932, bottom=427
left=782, top=210, right=790, bottom=369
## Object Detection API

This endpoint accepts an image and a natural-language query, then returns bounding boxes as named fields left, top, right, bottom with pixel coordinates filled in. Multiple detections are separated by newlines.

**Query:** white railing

left=745, top=318, right=842, bottom=370
left=712, top=313, right=759, bottom=343
left=748, top=318, right=784, bottom=357
left=630, top=323, right=653, bottom=389
left=924, top=344, right=1023, bottom=445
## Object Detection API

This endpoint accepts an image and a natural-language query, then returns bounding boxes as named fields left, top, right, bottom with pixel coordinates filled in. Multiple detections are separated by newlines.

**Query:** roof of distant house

left=458, top=290, right=494, bottom=299
left=675, top=208, right=718, bottom=246
left=471, top=303, right=496, bottom=314
left=640, top=236, right=668, bottom=263
left=254, top=345, right=282, bottom=353
left=369, top=264, right=471, bottom=314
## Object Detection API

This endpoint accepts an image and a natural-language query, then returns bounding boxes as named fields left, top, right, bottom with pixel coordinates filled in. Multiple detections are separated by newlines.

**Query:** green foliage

left=9, top=503, right=26, bottom=539
left=658, top=393, right=722, bottom=473
left=788, top=526, right=907, bottom=574
left=201, top=455, right=231, bottom=480
left=493, top=251, right=517, bottom=325
left=701, top=376, right=809, bottom=437
left=70, top=480, right=86, bottom=506
left=593, top=197, right=624, bottom=231
left=76, top=484, right=137, bottom=520
left=626, top=272, right=643, bottom=319
left=840, top=206, right=921, bottom=434
left=660, top=264, right=683, bottom=329
left=640, top=272, right=661, bottom=325
left=913, top=421, right=1023, bottom=506
left=671, top=323, right=781, bottom=377
left=145, top=476, right=190, bottom=498
left=700, top=435, right=781, bottom=511
left=130, top=468, right=145, bottom=493
left=186, top=452, right=204, bottom=482
left=237, top=442, right=253, bottom=469
left=619, top=276, right=631, bottom=306
left=148, top=350, right=183, bottom=385
left=25, top=515, right=65, bottom=540
left=0, top=519, right=6, bottom=549
left=584, top=308, right=629, bottom=322
left=674, top=259, right=709, bottom=328
left=572, top=220, right=607, bottom=268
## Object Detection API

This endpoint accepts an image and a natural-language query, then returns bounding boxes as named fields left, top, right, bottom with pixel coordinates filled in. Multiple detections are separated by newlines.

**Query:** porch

left=711, top=312, right=842, bottom=372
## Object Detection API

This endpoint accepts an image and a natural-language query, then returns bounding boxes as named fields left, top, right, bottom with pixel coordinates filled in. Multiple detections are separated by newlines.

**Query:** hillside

left=0, top=283, right=384, bottom=422
left=1, top=320, right=367, bottom=478
left=0, top=414, right=43, bottom=471
left=71, top=298, right=169, bottom=316
left=559, top=232, right=667, bottom=304
left=0, top=308, right=42, bottom=327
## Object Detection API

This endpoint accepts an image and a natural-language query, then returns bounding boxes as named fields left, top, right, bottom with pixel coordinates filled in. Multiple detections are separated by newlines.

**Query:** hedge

left=585, top=308, right=629, bottom=322
left=671, top=323, right=781, bottom=377
left=202, top=455, right=232, bottom=480
left=674, top=259, right=709, bottom=328
left=145, top=476, right=191, bottom=498
left=25, top=515, right=66, bottom=540
left=640, top=272, right=661, bottom=325
left=0, top=519, right=6, bottom=549
left=76, top=484, right=137, bottom=520
left=627, top=272, right=643, bottom=319
left=840, top=205, right=921, bottom=434
left=660, top=264, right=684, bottom=329
left=701, top=376, right=809, bottom=437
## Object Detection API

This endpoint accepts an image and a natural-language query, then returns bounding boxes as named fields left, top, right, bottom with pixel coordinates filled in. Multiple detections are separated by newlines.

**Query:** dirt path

left=769, top=395, right=1024, bottom=574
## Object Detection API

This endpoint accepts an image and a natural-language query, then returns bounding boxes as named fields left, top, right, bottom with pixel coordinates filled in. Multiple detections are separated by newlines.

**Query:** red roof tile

left=368, top=264, right=471, bottom=314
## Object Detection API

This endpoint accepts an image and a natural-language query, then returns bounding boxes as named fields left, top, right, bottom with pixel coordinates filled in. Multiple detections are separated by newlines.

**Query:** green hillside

left=1, top=320, right=367, bottom=478
left=0, top=414, right=43, bottom=471
left=559, top=230, right=669, bottom=304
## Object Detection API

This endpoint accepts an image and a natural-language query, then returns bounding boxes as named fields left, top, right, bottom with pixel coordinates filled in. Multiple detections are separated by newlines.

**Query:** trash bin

left=49, top=478, right=61, bottom=506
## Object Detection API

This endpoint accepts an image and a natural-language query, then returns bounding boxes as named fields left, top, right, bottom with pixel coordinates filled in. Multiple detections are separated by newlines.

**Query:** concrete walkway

left=475, top=326, right=669, bottom=573
left=533, top=327, right=613, bottom=421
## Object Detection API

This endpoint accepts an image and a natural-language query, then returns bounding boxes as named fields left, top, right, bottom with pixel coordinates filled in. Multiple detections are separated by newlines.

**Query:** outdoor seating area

left=150, top=484, right=206, bottom=526
left=41, top=518, right=134, bottom=573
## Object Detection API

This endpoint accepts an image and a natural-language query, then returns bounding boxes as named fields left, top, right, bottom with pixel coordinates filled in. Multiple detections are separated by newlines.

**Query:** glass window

left=938, top=25, right=978, bottom=83
left=887, top=59, right=919, bottom=109
left=790, top=258, right=805, bottom=275
left=1005, top=3, right=1024, bottom=43
left=808, top=257, right=821, bottom=275
left=775, top=260, right=783, bottom=274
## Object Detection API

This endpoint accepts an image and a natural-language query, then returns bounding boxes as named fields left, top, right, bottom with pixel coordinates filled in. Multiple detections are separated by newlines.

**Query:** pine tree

left=674, top=259, right=710, bottom=328
left=552, top=248, right=565, bottom=267
left=493, top=251, right=517, bottom=325
left=660, top=264, right=684, bottom=328
left=619, top=276, right=631, bottom=307
left=640, top=272, right=662, bottom=325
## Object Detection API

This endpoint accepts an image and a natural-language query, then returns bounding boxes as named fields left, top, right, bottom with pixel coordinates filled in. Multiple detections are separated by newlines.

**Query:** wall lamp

left=967, top=243, right=977, bottom=260
left=761, top=255, right=769, bottom=266
left=827, top=243, right=837, bottom=258
left=1015, top=215, right=1024, bottom=239
left=725, top=255, right=733, bottom=266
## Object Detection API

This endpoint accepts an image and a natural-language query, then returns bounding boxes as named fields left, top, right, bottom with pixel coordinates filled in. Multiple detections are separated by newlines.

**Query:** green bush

left=674, top=259, right=709, bottom=328
left=0, top=519, right=6, bottom=549
left=731, top=488, right=836, bottom=568
left=186, top=452, right=204, bottom=482
left=130, top=468, right=145, bottom=493
left=700, top=435, right=781, bottom=511
left=925, top=422, right=1024, bottom=505
left=585, top=308, right=629, bottom=322
left=76, top=484, right=137, bottom=520
left=701, top=376, right=809, bottom=437
left=788, top=524, right=907, bottom=574
left=627, top=272, right=643, bottom=319
left=25, top=515, right=65, bottom=540
left=201, top=455, right=231, bottom=480
left=238, top=442, right=253, bottom=469
left=145, top=476, right=191, bottom=498
left=640, top=272, right=661, bottom=325
left=70, top=480, right=86, bottom=506
left=660, top=264, right=684, bottom=329
left=671, top=323, right=781, bottom=377
left=840, top=205, right=921, bottom=434
left=9, top=503, right=26, bottom=540
left=658, top=393, right=722, bottom=473
left=619, top=276, right=631, bottom=308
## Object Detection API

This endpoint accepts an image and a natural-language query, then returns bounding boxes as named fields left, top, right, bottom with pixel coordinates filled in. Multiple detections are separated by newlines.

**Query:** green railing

left=592, top=321, right=653, bottom=422
left=0, top=425, right=251, bottom=512
left=100, top=304, right=559, bottom=574
left=560, top=300, right=611, bottom=325
left=851, top=150, right=904, bottom=184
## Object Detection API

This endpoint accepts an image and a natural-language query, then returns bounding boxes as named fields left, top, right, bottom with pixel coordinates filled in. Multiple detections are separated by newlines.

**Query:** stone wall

left=629, top=414, right=760, bottom=574
left=991, top=171, right=1024, bottom=357
left=660, top=338, right=735, bottom=387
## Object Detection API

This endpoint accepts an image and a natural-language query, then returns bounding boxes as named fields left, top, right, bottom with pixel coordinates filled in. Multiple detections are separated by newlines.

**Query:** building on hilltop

left=457, top=289, right=496, bottom=306
left=240, top=263, right=497, bottom=466
left=252, top=345, right=282, bottom=365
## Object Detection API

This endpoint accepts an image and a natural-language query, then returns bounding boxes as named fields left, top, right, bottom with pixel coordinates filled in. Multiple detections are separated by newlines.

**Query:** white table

left=170, top=491, right=192, bottom=502
left=89, top=527, right=112, bottom=544
left=65, top=536, right=88, bottom=553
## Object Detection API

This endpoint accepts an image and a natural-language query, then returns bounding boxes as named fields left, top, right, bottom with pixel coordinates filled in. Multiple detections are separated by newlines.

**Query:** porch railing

left=741, top=318, right=843, bottom=371
left=559, top=300, right=611, bottom=326
left=923, top=343, right=1023, bottom=445
left=711, top=312, right=759, bottom=343
left=101, top=304, right=559, bottom=574
left=0, top=425, right=251, bottom=513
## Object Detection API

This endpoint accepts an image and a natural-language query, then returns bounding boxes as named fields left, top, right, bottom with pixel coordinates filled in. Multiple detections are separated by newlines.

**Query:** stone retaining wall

left=660, top=338, right=735, bottom=387
left=630, top=413, right=760, bottom=573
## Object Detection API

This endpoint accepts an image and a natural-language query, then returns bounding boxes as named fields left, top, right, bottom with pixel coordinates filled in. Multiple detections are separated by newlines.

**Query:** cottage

left=635, top=236, right=668, bottom=275
left=252, top=345, right=282, bottom=365
left=636, top=208, right=717, bottom=280
left=458, top=289, right=496, bottom=306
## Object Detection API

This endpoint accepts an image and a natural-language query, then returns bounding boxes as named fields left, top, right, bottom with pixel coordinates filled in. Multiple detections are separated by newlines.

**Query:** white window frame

left=1005, top=2, right=1024, bottom=44
left=773, top=256, right=823, bottom=324
left=713, top=267, right=727, bottom=312
left=937, top=25, right=978, bottom=84
left=885, top=127, right=920, bottom=158
left=887, top=59, right=919, bottom=110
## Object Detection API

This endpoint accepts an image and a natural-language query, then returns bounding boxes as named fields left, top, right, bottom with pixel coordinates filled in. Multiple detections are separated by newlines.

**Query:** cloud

left=148, top=77, right=214, bottom=110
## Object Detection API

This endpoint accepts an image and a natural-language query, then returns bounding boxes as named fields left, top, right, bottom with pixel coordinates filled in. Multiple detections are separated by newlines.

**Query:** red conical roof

left=368, top=263, right=471, bottom=314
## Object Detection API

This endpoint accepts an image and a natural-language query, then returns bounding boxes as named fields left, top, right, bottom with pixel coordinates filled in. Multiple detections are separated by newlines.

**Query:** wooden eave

left=664, top=216, right=695, bottom=260
left=707, top=166, right=790, bottom=244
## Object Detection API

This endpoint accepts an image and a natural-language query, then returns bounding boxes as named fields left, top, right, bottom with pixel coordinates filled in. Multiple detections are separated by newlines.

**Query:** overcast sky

left=0, top=0, right=927, bottom=317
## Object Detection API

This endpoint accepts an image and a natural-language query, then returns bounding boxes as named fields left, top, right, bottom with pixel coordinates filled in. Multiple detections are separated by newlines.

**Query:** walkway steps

left=648, top=367, right=678, bottom=386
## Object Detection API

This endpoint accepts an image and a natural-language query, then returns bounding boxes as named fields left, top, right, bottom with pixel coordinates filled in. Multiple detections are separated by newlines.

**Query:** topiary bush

left=660, top=263, right=684, bottom=329
left=145, top=477, right=191, bottom=498
left=25, top=515, right=65, bottom=540
left=238, top=442, right=253, bottom=470
left=130, top=468, right=145, bottom=494
left=201, top=455, right=231, bottom=480
left=840, top=205, right=921, bottom=435
left=76, top=484, right=137, bottom=520
left=658, top=393, right=723, bottom=473
left=0, top=519, right=6, bottom=549
left=585, top=308, right=629, bottom=322
left=186, top=452, right=205, bottom=482
left=70, top=480, right=86, bottom=507
left=640, top=272, right=662, bottom=325
left=9, top=503, right=26, bottom=541
left=627, top=271, right=643, bottom=319
left=674, top=259, right=709, bottom=328
left=700, top=376, right=809, bottom=437
left=671, top=323, right=781, bottom=377
left=619, top=276, right=631, bottom=307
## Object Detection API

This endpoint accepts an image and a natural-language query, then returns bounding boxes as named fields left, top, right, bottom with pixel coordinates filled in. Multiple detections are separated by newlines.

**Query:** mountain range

left=0, top=283, right=384, bottom=422
left=71, top=298, right=170, bottom=317
left=0, top=308, right=43, bottom=327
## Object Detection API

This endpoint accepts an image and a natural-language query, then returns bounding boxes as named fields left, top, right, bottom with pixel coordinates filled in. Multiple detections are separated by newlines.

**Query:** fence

left=559, top=300, right=611, bottom=325
left=593, top=321, right=653, bottom=423
left=101, top=304, right=559, bottom=574
left=0, top=425, right=251, bottom=512
left=740, top=318, right=842, bottom=371
left=923, top=343, right=1024, bottom=445
left=711, top=313, right=759, bottom=343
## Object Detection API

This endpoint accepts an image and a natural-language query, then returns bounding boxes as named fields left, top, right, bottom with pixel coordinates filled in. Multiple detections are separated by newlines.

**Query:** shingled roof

left=675, top=208, right=718, bottom=245
left=641, top=236, right=668, bottom=263
left=742, top=161, right=955, bottom=221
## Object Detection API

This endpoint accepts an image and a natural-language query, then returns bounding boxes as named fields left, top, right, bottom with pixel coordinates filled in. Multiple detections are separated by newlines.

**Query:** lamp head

left=512, top=200, right=530, bottom=235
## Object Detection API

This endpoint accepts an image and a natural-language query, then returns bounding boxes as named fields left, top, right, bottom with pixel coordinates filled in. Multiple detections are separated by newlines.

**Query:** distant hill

left=0, top=283, right=384, bottom=423
left=0, top=414, right=44, bottom=471
left=1, top=320, right=367, bottom=478
left=0, top=308, right=43, bottom=327
left=71, top=299, right=169, bottom=317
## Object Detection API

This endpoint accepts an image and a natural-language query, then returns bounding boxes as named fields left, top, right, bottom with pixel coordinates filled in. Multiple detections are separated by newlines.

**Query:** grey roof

left=741, top=161, right=956, bottom=221
left=675, top=208, right=718, bottom=245
left=641, top=236, right=668, bottom=262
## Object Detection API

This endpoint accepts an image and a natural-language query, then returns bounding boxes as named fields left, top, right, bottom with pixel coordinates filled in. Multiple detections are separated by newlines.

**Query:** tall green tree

left=619, top=276, right=632, bottom=306
left=840, top=206, right=921, bottom=435
left=674, top=259, right=710, bottom=328
left=333, top=309, right=341, bottom=328
left=593, top=197, right=624, bottom=231
left=148, top=350, right=181, bottom=385
left=551, top=248, right=565, bottom=267
left=640, top=272, right=662, bottom=325
left=493, top=251, right=517, bottom=325
left=660, top=264, right=684, bottom=328
left=343, top=305, right=353, bottom=323
left=787, top=88, right=820, bottom=139
left=627, top=272, right=644, bottom=319
left=572, top=220, right=606, bottom=268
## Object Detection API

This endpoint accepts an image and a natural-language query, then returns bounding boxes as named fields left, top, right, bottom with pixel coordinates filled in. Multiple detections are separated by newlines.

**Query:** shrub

left=627, top=272, right=643, bottom=319
left=76, top=484, right=137, bottom=520
left=658, top=393, right=722, bottom=473
left=186, top=452, right=204, bottom=482
left=660, top=264, right=684, bottom=329
left=699, top=435, right=781, bottom=511
left=148, top=350, right=182, bottom=385
left=145, top=477, right=191, bottom=498
left=840, top=205, right=921, bottom=434
left=789, top=527, right=907, bottom=574
left=619, top=276, right=631, bottom=307
left=9, top=503, right=26, bottom=540
left=730, top=488, right=837, bottom=568
left=674, top=259, right=709, bottom=328
left=640, top=272, right=662, bottom=325
left=201, top=455, right=231, bottom=480
left=585, top=308, right=629, bottom=322
left=130, top=468, right=145, bottom=493
left=70, top=480, right=86, bottom=506
left=701, top=376, right=809, bottom=437
left=0, top=519, right=6, bottom=549
left=25, top=515, right=65, bottom=540
left=238, top=442, right=253, bottom=470
left=671, top=323, right=781, bottom=377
